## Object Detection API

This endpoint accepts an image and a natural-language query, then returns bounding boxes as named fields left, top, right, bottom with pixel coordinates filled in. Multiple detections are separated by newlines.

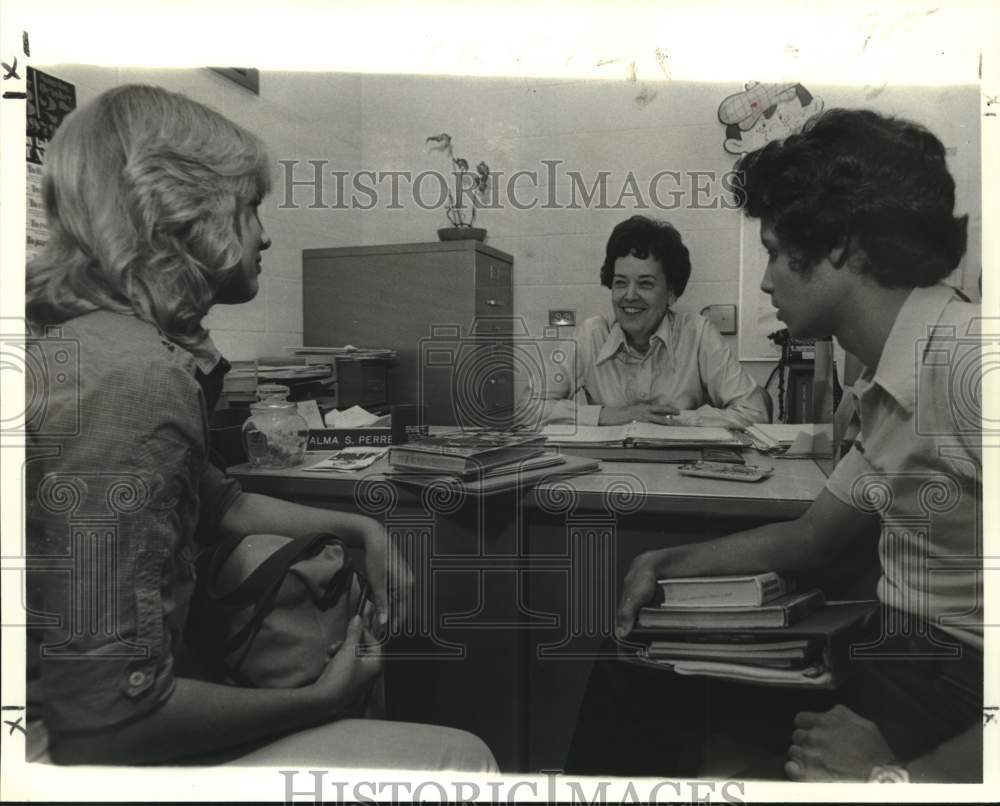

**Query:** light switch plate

left=549, top=309, right=576, bottom=326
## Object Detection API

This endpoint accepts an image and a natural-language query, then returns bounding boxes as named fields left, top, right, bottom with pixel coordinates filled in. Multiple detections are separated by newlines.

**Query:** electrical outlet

left=701, top=304, right=737, bottom=335
left=549, top=309, right=576, bottom=326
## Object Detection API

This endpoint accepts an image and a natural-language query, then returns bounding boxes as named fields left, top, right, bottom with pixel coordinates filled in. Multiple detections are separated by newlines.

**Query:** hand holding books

left=621, top=572, right=878, bottom=688
left=615, top=549, right=662, bottom=639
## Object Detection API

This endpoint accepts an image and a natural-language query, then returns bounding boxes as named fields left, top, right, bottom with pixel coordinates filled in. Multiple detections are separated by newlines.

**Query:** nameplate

left=306, top=428, right=393, bottom=451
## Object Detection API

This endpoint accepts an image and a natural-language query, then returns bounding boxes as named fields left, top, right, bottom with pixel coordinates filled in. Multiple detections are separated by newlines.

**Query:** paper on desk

left=785, top=424, right=833, bottom=457
left=324, top=405, right=380, bottom=428
left=745, top=423, right=832, bottom=455
left=295, top=400, right=326, bottom=429
left=304, top=447, right=388, bottom=473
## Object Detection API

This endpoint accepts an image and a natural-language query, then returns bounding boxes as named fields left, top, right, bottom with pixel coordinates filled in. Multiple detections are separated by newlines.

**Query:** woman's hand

left=358, top=517, right=414, bottom=632
left=615, top=550, right=664, bottom=638
left=309, top=616, right=383, bottom=720
left=599, top=404, right=680, bottom=426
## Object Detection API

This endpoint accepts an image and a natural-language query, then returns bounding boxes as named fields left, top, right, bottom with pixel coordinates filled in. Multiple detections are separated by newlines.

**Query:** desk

left=229, top=453, right=829, bottom=772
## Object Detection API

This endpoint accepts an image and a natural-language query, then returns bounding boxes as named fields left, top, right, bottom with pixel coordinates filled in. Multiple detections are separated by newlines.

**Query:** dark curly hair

left=733, top=108, right=967, bottom=287
left=599, top=216, right=692, bottom=296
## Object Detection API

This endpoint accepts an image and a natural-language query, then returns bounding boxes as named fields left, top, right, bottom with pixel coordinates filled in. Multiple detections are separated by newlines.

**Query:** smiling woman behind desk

left=529, top=216, right=770, bottom=430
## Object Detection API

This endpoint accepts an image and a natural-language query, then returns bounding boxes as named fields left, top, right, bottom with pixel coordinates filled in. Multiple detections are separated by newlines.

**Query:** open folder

left=541, top=423, right=740, bottom=448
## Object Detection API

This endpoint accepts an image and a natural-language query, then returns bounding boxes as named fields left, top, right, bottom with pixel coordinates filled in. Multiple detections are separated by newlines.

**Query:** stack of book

left=388, top=431, right=550, bottom=478
left=386, top=430, right=600, bottom=493
left=631, top=573, right=845, bottom=687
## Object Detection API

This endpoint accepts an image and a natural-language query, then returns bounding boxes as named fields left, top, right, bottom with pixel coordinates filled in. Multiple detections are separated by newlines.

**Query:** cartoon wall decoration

left=721, top=82, right=825, bottom=362
left=718, top=81, right=824, bottom=155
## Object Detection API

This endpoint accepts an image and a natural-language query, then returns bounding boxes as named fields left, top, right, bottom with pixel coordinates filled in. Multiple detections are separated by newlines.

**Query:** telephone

left=766, top=330, right=841, bottom=423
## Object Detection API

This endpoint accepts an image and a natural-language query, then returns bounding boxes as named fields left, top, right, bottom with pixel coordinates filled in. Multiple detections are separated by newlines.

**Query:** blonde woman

left=25, top=84, right=496, bottom=770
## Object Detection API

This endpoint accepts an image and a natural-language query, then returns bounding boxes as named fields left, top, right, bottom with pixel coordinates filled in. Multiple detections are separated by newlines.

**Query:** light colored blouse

left=531, top=310, right=770, bottom=429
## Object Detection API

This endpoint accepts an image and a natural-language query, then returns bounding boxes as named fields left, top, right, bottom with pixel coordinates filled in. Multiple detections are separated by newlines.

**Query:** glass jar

left=241, top=384, right=308, bottom=468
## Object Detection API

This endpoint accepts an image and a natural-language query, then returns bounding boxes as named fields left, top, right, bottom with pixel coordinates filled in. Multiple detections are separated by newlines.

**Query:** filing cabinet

left=303, top=241, right=515, bottom=426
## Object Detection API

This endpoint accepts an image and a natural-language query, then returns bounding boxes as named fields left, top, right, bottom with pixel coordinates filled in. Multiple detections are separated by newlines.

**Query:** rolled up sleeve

left=27, top=354, right=207, bottom=734
left=693, top=320, right=770, bottom=427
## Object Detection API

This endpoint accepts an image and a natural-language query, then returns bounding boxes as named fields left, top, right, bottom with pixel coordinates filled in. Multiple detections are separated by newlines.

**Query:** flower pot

left=437, top=226, right=487, bottom=242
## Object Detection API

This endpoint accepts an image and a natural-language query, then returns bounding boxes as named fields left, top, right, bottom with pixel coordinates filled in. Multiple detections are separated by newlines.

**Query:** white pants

left=226, top=718, right=499, bottom=771
left=29, top=717, right=498, bottom=772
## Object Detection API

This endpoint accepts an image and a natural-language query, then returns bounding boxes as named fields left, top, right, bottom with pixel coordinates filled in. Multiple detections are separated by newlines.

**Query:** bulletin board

left=25, top=67, right=76, bottom=261
left=737, top=216, right=782, bottom=362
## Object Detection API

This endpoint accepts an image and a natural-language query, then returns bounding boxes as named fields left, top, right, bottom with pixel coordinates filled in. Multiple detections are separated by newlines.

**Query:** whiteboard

left=737, top=216, right=782, bottom=362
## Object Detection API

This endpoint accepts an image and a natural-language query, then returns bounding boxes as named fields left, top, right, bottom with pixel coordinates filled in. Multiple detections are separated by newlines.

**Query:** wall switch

left=701, top=304, right=737, bottom=335
left=549, top=309, right=576, bottom=326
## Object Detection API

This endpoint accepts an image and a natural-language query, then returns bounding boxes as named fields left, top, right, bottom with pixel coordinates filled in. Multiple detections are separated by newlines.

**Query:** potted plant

left=426, top=132, right=490, bottom=242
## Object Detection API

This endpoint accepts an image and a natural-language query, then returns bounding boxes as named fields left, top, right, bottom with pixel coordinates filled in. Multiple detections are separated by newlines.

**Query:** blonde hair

left=26, top=84, right=271, bottom=354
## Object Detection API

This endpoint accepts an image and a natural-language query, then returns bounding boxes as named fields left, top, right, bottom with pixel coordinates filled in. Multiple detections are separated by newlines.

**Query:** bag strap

left=210, top=532, right=357, bottom=679
left=207, top=532, right=337, bottom=605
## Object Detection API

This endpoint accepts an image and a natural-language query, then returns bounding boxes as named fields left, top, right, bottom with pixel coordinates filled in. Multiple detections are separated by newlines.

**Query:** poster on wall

left=25, top=66, right=76, bottom=261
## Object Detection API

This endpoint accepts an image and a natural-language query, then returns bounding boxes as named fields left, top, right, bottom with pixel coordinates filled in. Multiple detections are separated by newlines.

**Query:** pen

left=354, top=576, right=371, bottom=619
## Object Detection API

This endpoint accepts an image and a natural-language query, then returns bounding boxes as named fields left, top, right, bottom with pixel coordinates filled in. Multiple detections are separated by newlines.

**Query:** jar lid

left=250, top=399, right=298, bottom=412
left=256, top=383, right=290, bottom=401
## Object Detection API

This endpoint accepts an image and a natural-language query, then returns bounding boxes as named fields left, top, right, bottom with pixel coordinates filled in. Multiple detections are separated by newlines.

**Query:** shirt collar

left=594, top=310, right=674, bottom=365
left=869, top=284, right=960, bottom=413
left=189, top=333, right=226, bottom=375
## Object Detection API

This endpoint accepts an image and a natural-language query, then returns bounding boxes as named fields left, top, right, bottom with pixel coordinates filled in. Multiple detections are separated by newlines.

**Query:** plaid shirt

left=26, top=310, right=242, bottom=734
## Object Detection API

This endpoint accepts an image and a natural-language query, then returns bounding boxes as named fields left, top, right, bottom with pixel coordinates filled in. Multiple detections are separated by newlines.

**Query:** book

left=386, top=453, right=601, bottom=496
left=657, top=573, right=790, bottom=607
left=390, top=451, right=567, bottom=480
left=540, top=423, right=739, bottom=448
left=635, top=589, right=826, bottom=630
left=627, top=600, right=880, bottom=689
left=634, top=656, right=835, bottom=687
left=645, top=637, right=815, bottom=656
left=643, top=637, right=819, bottom=668
left=388, top=431, right=546, bottom=474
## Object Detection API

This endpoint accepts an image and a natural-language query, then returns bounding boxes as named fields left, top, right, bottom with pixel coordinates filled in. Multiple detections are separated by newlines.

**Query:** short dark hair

left=734, top=108, right=967, bottom=287
left=600, top=216, right=691, bottom=296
